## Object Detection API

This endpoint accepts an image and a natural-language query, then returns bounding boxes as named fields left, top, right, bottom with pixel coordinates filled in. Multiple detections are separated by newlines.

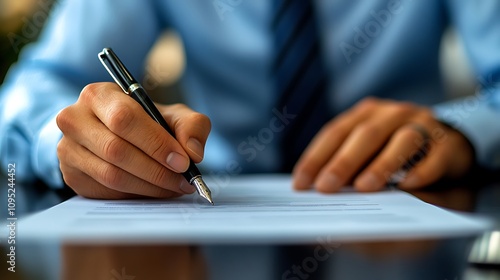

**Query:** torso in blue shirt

left=1, top=0, right=499, bottom=187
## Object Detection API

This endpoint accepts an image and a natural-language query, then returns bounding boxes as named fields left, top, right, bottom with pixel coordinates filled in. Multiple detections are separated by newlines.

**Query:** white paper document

left=18, top=175, right=491, bottom=244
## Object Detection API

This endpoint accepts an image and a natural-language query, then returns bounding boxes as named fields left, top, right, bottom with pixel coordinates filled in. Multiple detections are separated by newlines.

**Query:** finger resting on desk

left=293, top=98, right=413, bottom=192
left=292, top=110, right=370, bottom=190
left=292, top=120, right=351, bottom=190
left=398, top=145, right=447, bottom=190
left=354, top=124, right=430, bottom=192
left=313, top=118, right=399, bottom=193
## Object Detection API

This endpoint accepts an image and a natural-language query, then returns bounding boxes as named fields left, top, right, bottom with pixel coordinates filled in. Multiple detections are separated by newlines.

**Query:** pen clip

left=98, top=48, right=137, bottom=94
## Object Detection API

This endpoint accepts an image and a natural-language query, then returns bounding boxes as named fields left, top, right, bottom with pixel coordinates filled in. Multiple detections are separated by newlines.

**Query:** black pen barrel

left=130, top=87, right=175, bottom=136
left=129, top=87, right=201, bottom=181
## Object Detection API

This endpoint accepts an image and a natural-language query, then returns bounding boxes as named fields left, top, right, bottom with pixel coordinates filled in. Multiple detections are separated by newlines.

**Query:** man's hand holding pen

left=56, top=82, right=211, bottom=199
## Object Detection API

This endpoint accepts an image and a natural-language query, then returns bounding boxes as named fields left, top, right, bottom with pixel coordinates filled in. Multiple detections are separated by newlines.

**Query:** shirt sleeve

left=0, top=0, right=166, bottom=187
left=433, top=0, right=500, bottom=169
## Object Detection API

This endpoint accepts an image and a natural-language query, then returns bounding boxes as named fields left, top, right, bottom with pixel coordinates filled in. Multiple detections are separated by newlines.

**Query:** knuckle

left=100, top=164, right=124, bottom=189
left=55, top=109, right=66, bottom=129
left=57, top=138, right=78, bottom=168
left=356, top=97, right=379, bottom=111
left=59, top=166, right=94, bottom=198
left=390, top=102, right=416, bottom=116
left=105, top=102, right=134, bottom=134
left=189, top=112, right=212, bottom=131
left=102, top=135, right=127, bottom=163
left=56, top=139, right=69, bottom=162
left=60, top=167, right=78, bottom=188
left=416, top=109, right=435, bottom=123
left=169, top=104, right=212, bottom=134
left=63, top=176, right=80, bottom=192
left=170, top=103, right=189, bottom=111
left=396, top=125, right=422, bottom=142
left=56, top=107, right=73, bottom=131
left=355, top=123, right=380, bottom=138
left=80, top=83, right=102, bottom=104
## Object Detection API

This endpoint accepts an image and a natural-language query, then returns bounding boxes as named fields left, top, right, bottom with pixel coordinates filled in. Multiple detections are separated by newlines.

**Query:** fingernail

left=356, top=173, right=381, bottom=191
left=293, top=173, right=313, bottom=190
left=316, top=173, right=341, bottom=192
left=166, top=152, right=189, bottom=173
left=180, top=181, right=196, bottom=194
left=186, top=138, right=204, bottom=161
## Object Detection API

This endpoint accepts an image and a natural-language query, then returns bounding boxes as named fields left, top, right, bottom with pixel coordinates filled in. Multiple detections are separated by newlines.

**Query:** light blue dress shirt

left=1, top=0, right=500, bottom=189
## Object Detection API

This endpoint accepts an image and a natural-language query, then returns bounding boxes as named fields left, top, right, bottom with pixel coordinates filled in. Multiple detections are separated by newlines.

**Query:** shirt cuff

left=433, top=96, right=500, bottom=169
left=32, top=112, right=64, bottom=188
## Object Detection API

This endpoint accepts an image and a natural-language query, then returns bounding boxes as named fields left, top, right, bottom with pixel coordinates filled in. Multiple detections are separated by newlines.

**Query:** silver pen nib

left=191, top=176, right=214, bottom=205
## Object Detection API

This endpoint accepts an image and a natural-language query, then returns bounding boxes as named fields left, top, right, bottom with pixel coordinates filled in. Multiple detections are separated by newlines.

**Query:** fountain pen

left=98, top=48, right=214, bottom=205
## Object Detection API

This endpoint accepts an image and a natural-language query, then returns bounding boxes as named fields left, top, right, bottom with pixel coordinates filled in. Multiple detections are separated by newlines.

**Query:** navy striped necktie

left=272, top=0, right=330, bottom=172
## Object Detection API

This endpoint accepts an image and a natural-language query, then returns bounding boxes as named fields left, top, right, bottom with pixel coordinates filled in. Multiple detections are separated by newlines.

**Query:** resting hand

left=292, top=97, right=474, bottom=193
left=56, top=82, right=211, bottom=199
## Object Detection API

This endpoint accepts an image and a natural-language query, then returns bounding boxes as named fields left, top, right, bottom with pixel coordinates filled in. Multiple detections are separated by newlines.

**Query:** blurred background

left=0, top=0, right=186, bottom=103
left=0, top=0, right=476, bottom=103
left=0, top=2, right=495, bottom=280
left=0, top=0, right=46, bottom=84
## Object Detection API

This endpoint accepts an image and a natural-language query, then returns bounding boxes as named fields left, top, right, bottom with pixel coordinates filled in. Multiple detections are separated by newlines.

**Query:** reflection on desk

left=1, top=171, right=499, bottom=280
